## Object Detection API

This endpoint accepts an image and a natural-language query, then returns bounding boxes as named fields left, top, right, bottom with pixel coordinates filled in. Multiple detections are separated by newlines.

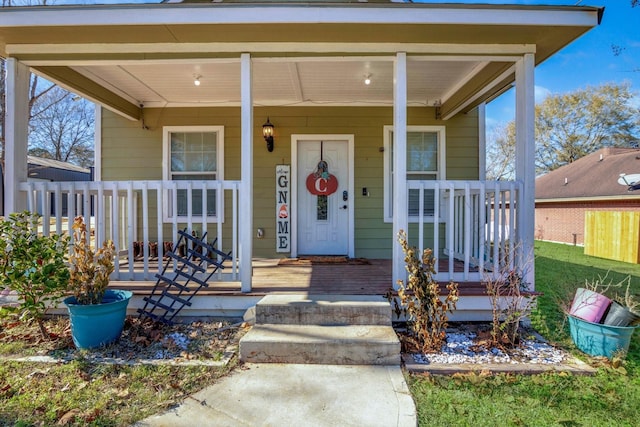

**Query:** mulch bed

left=0, top=316, right=247, bottom=364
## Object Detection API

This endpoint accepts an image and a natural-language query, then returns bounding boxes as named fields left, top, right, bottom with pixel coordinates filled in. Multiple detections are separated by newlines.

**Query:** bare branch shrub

left=393, top=230, right=459, bottom=353
left=485, top=252, right=537, bottom=348
left=583, top=273, right=637, bottom=311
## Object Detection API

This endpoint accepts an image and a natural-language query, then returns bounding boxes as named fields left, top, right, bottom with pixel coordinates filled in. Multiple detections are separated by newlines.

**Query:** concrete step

left=239, top=324, right=400, bottom=365
left=254, top=294, right=392, bottom=326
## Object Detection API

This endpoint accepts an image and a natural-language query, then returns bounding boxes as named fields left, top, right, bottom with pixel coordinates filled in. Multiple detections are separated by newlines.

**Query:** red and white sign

left=276, top=165, right=290, bottom=253
left=306, top=173, right=338, bottom=196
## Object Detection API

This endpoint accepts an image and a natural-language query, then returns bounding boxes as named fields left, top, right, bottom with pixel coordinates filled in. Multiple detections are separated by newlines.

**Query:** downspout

left=478, top=103, right=486, bottom=182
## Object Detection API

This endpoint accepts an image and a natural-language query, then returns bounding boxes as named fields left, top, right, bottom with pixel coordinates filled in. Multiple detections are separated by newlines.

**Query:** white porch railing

left=407, top=180, right=524, bottom=282
left=19, top=180, right=241, bottom=283
left=19, top=179, right=522, bottom=286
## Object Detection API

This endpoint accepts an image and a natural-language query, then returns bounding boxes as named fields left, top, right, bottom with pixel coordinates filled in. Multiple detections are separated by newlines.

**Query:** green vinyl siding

left=101, top=106, right=479, bottom=259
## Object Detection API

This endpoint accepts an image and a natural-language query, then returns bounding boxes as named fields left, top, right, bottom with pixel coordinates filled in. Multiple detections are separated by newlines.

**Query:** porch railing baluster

left=111, top=182, right=121, bottom=279
left=463, top=182, right=471, bottom=281
left=142, top=181, right=150, bottom=280
left=405, top=179, right=522, bottom=283
left=55, top=183, right=63, bottom=235
left=231, top=181, right=238, bottom=281
left=433, top=182, right=440, bottom=275
left=478, top=182, right=486, bottom=276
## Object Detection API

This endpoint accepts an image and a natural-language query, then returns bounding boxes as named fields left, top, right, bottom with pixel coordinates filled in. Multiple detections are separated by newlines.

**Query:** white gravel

left=410, top=325, right=569, bottom=365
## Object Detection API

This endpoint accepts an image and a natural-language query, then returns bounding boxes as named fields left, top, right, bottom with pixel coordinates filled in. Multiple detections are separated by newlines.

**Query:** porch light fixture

left=364, top=74, right=372, bottom=85
left=263, top=117, right=275, bottom=152
left=194, top=75, right=201, bottom=86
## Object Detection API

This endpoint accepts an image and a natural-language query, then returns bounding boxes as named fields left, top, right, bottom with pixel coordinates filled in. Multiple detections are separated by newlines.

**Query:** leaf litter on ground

left=0, top=315, right=248, bottom=364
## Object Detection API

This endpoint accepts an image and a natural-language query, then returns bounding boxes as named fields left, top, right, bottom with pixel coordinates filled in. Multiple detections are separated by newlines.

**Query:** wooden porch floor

left=111, top=258, right=487, bottom=297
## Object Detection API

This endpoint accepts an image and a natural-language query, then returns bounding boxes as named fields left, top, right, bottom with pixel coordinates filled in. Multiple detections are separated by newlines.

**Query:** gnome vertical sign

left=276, top=165, right=290, bottom=253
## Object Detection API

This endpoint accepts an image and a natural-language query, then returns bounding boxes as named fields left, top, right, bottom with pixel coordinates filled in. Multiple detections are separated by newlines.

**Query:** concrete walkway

left=136, top=363, right=416, bottom=427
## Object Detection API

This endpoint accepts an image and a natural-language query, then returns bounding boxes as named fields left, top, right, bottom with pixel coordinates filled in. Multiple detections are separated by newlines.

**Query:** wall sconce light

left=262, top=117, right=275, bottom=152
left=364, top=74, right=372, bottom=85
left=194, top=75, right=201, bottom=86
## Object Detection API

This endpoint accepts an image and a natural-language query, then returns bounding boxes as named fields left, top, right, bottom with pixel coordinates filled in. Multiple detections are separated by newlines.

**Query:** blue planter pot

left=568, top=313, right=638, bottom=359
left=64, top=289, right=133, bottom=349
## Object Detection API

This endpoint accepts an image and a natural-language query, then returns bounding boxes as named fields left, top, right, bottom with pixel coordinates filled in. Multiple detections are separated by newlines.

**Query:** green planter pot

left=64, top=289, right=133, bottom=349
left=568, top=313, right=638, bottom=359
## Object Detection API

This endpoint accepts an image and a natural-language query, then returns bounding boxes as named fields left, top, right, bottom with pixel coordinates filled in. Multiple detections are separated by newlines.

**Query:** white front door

left=297, top=139, right=350, bottom=255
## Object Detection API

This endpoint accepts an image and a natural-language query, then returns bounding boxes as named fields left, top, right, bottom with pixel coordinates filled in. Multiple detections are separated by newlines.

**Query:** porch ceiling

left=65, top=59, right=481, bottom=109
left=0, top=2, right=603, bottom=120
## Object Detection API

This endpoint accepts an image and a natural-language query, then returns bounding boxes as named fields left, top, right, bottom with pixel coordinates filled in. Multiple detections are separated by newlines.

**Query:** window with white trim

left=162, top=126, right=224, bottom=221
left=383, top=126, right=446, bottom=222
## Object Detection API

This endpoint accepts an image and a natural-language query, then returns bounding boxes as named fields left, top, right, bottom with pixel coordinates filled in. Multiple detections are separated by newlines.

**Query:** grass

left=409, top=241, right=640, bottom=427
left=0, top=359, right=236, bottom=426
left=0, top=318, right=241, bottom=426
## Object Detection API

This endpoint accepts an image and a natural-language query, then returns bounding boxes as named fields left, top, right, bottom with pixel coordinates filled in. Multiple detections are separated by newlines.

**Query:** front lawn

left=409, top=240, right=640, bottom=427
left=0, top=318, right=242, bottom=426
left=0, top=360, right=236, bottom=426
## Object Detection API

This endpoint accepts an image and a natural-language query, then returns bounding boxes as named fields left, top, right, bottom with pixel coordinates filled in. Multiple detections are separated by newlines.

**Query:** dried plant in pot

left=63, top=217, right=132, bottom=349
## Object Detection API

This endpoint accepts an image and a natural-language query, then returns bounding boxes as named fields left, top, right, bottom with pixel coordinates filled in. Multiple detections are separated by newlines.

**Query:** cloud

left=485, top=117, right=500, bottom=132
left=535, top=85, right=551, bottom=103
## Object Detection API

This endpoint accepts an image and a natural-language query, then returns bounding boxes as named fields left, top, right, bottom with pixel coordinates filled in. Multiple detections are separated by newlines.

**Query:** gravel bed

left=404, top=323, right=570, bottom=365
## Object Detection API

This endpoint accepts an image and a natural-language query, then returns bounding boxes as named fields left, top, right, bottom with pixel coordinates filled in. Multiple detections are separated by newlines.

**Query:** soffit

left=68, top=59, right=478, bottom=108
left=0, top=3, right=602, bottom=118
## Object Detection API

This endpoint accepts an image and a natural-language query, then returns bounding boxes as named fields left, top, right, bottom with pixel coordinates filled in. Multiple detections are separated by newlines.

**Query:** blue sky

left=440, top=0, right=640, bottom=130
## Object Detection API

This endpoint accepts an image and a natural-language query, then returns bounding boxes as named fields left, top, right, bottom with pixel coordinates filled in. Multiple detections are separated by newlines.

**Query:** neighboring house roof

left=27, top=156, right=91, bottom=181
left=535, top=148, right=640, bottom=201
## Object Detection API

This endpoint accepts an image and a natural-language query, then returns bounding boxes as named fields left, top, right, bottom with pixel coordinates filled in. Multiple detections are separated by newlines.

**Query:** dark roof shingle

left=535, top=148, right=640, bottom=200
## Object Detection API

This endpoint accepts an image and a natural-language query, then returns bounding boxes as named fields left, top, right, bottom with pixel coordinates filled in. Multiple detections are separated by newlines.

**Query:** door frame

left=291, top=134, right=355, bottom=258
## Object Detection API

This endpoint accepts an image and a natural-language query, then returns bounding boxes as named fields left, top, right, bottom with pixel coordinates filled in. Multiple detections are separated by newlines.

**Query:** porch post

left=515, top=53, right=535, bottom=289
left=4, top=58, right=30, bottom=214
left=240, top=53, right=253, bottom=292
left=392, top=52, right=408, bottom=290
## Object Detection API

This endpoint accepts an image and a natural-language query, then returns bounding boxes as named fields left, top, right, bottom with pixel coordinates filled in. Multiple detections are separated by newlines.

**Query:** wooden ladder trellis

left=137, top=229, right=233, bottom=324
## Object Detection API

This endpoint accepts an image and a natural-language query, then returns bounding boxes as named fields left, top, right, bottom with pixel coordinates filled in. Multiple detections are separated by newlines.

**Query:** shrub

left=485, top=262, right=536, bottom=348
left=0, top=212, right=69, bottom=338
left=394, top=230, right=459, bottom=353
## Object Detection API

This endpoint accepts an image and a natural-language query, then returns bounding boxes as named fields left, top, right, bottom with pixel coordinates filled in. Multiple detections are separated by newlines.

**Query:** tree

left=486, top=83, right=640, bottom=177
left=28, top=85, right=94, bottom=168
left=535, top=83, right=639, bottom=173
left=486, top=121, right=516, bottom=180
left=1, top=61, right=92, bottom=167
left=0, top=0, right=94, bottom=169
